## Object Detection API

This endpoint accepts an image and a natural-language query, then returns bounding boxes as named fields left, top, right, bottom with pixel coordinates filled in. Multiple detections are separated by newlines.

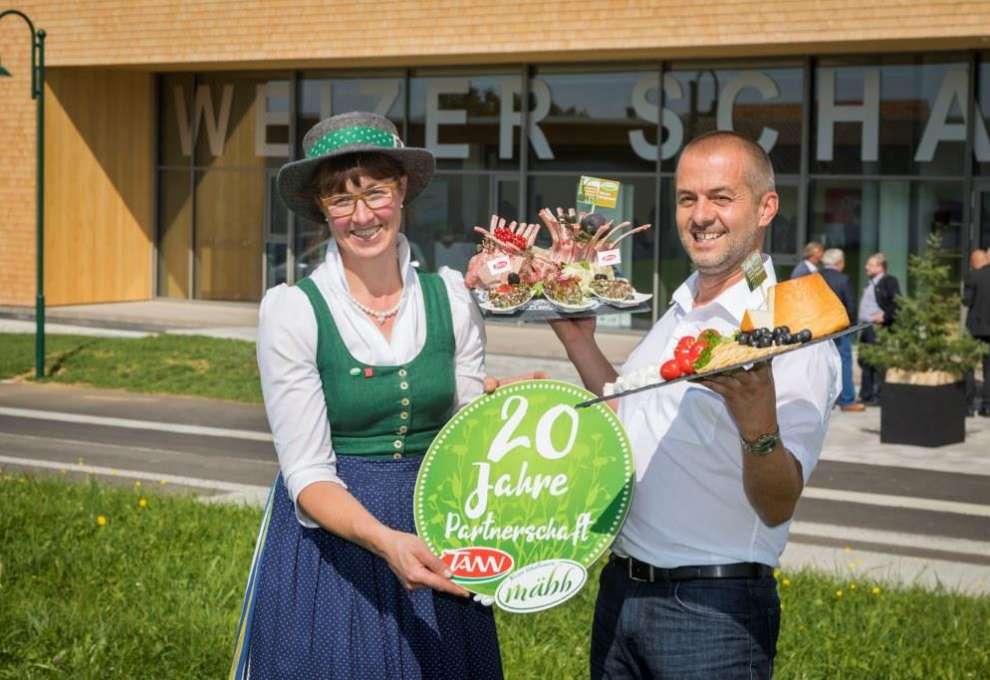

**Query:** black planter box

left=880, top=381, right=967, bottom=447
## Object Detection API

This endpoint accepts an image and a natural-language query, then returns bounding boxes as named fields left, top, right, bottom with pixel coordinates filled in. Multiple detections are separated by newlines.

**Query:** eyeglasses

left=319, top=182, right=398, bottom=219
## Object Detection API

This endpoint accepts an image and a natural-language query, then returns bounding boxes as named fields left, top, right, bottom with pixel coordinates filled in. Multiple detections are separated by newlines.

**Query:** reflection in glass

left=530, top=68, right=657, bottom=172
left=408, top=73, right=520, bottom=171
left=157, top=170, right=192, bottom=298
left=404, top=174, right=494, bottom=272
left=813, top=56, right=968, bottom=176
left=298, top=75, right=404, bottom=145
left=810, top=180, right=963, bottom=294
left=666, top=65, right=804, bottom=173
left=977, top=52, right=990, bottom=176
left=194, top=170, right=265, bottom=301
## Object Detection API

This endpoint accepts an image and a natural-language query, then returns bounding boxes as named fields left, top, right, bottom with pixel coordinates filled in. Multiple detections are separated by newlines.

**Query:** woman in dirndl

left=230, top=111, right=503, bottom=679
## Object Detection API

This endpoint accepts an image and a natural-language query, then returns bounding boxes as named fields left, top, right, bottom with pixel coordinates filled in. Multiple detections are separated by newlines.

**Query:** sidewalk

left=0, top=299, right=643, bottom=363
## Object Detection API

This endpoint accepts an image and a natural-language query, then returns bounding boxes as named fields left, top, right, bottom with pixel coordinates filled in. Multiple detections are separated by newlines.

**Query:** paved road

left=1, top=377, right=988, bottom=593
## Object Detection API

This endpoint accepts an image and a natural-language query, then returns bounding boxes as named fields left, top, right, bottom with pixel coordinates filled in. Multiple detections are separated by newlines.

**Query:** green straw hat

left=277, top=111, right=435, bottom=224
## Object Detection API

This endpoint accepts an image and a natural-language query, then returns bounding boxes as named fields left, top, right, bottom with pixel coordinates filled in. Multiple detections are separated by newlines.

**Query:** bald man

left=550, top=130, right=840, bottom=679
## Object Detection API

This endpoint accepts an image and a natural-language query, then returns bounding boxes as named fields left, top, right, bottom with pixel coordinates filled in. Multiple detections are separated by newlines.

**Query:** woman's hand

left=380, top=529, right=469, bottom=597
left=484, top=371, right=550, bottom=393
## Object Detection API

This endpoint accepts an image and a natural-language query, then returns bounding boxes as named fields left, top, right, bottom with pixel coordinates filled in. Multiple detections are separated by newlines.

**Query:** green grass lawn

left=0, top=333, right=262, bottom=403
left=1, top=474, right=987, bottom=679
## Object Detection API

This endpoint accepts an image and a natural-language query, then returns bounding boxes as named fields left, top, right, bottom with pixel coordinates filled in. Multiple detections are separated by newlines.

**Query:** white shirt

left=256, top=234, right=487, bottom=527
left=613, top=256, right=841, bottom=568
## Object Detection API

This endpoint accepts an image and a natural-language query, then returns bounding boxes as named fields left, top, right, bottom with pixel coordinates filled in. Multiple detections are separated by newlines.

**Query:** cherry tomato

left=687, top=342, right=706, bottom=362
left=660, top=359, right=682, bottom=381
left=677, top=355, right=696, bottom=375
left=676, top=336, right=696, bottom=351
left=674, top=345, right=692, bottom=360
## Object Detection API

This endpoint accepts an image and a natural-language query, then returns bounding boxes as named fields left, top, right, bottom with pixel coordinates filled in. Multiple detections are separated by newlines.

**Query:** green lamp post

left=0, top=9, right=46, bottom=378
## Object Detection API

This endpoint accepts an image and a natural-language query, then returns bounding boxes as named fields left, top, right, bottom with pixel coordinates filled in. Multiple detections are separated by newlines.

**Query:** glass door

left=264, top=170, right=291, bottom=289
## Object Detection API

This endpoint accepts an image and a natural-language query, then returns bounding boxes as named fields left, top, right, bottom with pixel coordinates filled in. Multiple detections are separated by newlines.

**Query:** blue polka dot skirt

left=230, top=456, right=503, bottom=679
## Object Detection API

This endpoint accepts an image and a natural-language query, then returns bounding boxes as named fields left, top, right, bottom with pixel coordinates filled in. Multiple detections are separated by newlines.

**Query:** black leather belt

left=612, top=555, right=774, bottom=582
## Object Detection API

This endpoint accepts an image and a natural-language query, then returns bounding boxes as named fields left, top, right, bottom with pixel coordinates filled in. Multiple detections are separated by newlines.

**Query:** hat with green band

left=277, top=111, right=435, bottom=224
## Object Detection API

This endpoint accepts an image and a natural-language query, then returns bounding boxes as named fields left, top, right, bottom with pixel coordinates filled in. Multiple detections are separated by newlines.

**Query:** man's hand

left=380, top=530, right=470, bottom=597
left=484, top=371, right=549, bottom=393
left=698, top=362, right=777, bottom=441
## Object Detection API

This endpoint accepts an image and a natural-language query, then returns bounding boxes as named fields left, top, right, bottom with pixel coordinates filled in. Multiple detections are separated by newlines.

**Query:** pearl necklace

left=346, top=288, right=403, bottom=326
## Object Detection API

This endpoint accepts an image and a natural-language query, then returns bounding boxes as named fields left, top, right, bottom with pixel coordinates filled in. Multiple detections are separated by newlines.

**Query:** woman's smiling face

left=322, top=173, right=408, bottom=263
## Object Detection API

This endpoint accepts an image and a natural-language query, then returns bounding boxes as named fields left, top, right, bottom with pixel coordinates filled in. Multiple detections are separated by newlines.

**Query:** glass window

left=528, top=66, right=658, bottom=172
left=409, top=71, right=521, bottom=171
left=665, top=63, right=804, bottom=174
left=160, top=74, right=194, bottom=168
left=404, top=173, right=495, bottom=272
left=813, top=55, right=968, bottom=176
left=976, top=52, right=990, bottom=175
left=528, top=174, right=657, bottom=329
left=157, top=170, right=192, bottom=298
left=192, top=72, right=289, bottom=170
left=193, top=169, right=265, bottom=301
left=298, top=73, right=405, bottom=149
left=810, top=180, right=964, bottom=296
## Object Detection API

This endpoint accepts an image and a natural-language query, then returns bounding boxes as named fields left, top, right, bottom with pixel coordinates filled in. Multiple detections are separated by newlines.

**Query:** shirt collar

left=670, top=253, right=778, bottom=324
left=870, top=272, right=884, bottom=285
left=324, top=233, right=414, bottom=294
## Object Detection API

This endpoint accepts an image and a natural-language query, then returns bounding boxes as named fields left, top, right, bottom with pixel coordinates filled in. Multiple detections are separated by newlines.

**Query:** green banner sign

left=577, top=175, right=620, bottom=209
left=414, top=380, right=634, bottom=613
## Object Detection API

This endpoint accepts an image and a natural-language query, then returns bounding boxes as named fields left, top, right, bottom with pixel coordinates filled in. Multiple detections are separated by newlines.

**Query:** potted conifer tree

left=859, top=233, right=988, bottom=447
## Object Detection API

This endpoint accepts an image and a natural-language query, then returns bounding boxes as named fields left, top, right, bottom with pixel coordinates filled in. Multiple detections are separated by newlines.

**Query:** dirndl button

left=399, top=425, right=408, bottom=434
left=393, top=452, right=403, bottom=460
left=400, top=381, right=409, bottom=390
left=393, top=439, right=403, bottom=449
left=401, top=398, right=410, bottom=406
left=398, top=368, right=408, bottom=377
left=400, top=411, right=409, bottom=420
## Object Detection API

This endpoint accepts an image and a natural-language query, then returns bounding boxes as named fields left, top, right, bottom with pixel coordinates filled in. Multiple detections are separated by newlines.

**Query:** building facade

left=3, top=1, right=990, bottom=329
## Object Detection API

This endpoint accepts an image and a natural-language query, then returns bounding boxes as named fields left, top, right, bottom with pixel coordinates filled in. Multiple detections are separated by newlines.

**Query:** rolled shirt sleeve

left=439, top=267, right=487, bottom=410
left=773, top=341, right=842, bottom=483
left=257, top=284, right=346, bottom=528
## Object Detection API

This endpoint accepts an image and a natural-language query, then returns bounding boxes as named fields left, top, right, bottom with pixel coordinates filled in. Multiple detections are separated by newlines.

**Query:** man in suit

left=821, top=248, right=863, bottom=412
left=790, top=241, right=824, bottom=279
left=857, top=252, right=900, bottom=404
left=964, top=248, right=990, bottom=417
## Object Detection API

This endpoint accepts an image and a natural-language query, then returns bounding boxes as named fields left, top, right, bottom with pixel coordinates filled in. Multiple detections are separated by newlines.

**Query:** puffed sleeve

left=257, top=284, right=346, bottom=528
left=438, top=267, right=487, bottom=409
left=773, top=341, right=842, bottom=483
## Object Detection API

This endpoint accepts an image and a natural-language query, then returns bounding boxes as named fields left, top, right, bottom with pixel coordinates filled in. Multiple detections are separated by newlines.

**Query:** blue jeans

left=590, top=557, right=780, bottom=679
left=834, top=334, right=856, bottom=406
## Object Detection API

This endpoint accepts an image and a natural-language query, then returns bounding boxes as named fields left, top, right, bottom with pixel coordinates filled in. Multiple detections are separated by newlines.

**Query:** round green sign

left=414, top=380, right=634, bottom=612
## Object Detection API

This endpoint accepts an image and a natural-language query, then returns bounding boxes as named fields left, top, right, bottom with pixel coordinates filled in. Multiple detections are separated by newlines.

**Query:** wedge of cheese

left=740, top=272, right=850, bottom=338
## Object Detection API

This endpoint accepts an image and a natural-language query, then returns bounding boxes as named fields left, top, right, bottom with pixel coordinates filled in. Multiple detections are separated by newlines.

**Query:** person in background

left=790, top=241, right=824, bottom=279
left=820, top=248, right=863, bottom=412
left=857, top=252, right=900, bottom=405
left=964, top=248, right=990, bottom=417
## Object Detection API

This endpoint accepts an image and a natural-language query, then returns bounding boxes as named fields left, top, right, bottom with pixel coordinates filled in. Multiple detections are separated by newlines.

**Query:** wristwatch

left=741, top=426, right=780, bottom=456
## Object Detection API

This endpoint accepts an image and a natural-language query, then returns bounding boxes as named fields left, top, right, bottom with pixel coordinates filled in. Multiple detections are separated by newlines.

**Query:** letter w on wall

left=174, top=84, right=234, bottom=157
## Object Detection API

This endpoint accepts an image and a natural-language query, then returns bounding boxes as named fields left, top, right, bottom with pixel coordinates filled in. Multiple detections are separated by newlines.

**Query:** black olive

left=777, top=325, right=790, bottom=336
left=797, top=329, right=812, bottom=343
left=507, top=272, right=521, bottom=285
left=737, top=333, right=751, bottom=345
left=778, top=332, right=792, bottom=345
left=772, top=326, right=784, bottom=339
left=594, top=273, right=607, bottom=280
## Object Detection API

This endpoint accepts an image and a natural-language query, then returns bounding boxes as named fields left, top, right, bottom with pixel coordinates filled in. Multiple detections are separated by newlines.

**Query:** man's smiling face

left=675, top=140, right=778, bottom=278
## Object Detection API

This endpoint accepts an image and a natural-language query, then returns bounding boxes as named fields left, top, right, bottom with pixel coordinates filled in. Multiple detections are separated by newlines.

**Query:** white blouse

left=256, top=234, right=487, bottom=527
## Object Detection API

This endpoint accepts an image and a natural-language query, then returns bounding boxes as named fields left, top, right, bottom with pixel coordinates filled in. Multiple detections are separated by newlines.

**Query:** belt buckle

left=626, top=558, right=654, bottom=583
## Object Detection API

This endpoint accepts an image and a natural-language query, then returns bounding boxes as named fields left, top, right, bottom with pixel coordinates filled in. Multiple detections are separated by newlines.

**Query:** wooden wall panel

left=4, top=1, right=990, bottom=70
left=44, top=68, right=155, bottom=305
